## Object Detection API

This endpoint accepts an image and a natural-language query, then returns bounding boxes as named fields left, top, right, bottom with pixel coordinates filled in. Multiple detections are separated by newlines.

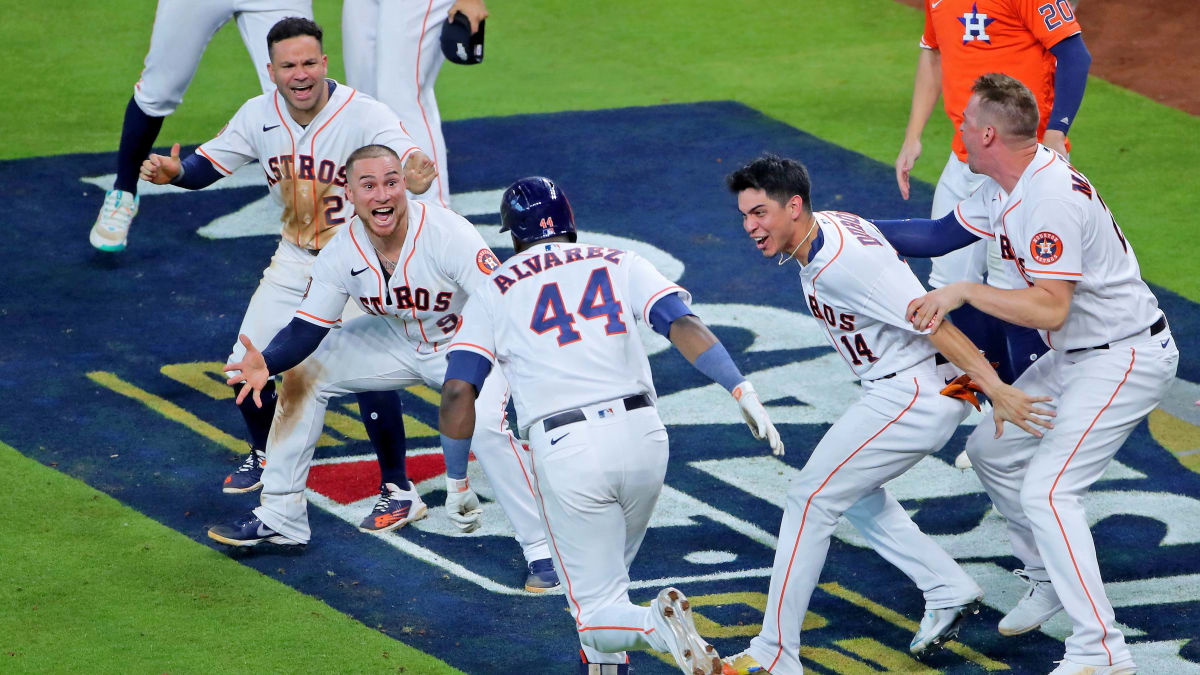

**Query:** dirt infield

left=894, top=0, right=1200, bottom=116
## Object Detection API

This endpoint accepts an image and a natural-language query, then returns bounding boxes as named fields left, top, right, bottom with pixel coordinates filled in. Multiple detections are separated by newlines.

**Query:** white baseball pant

left=747, top=358, right=979, bottom=675
left=133, top=0, right=313, bottom=117
left=965, top=330, right=1178, bottom=667
left=342, top=0, right=452, bottom=207
left=253, top=313, right=549, bottom=564
left=526, top=398, right=671, bottom=665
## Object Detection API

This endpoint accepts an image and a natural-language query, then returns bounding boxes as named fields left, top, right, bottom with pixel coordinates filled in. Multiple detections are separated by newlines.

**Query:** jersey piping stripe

left=414, top=0, right=447, bottom=208
left=196, top=147, right=233, bottom=176
left=999, top=199, right=1036, bottom=287
left=955, top=203, right=993, bottom=238
left=348, top=217, right=385, bottom=301
left=641, top=285, right=685, bottom=323
left=766, top=379, right=921, bottom=672
left=296, top=310, right=338, bottom=325
left=447, top=342, right=495, bottom=361
left=809, top=219, right=857, bottom=374
left=272, top=91, right=300, bottom=248
left=1031, top=148, right=1058, bottom=177
left=1023, top=268, right=1082, bottom=277
left=498, top=399, right=540, bottom=529
left=529, top=451, right=583, bottom=623
left=1047, top=348, right=1135, bottom=666
left=308, top=87, right=357, bottom=249
left=402, top=202, right=432, bottom=348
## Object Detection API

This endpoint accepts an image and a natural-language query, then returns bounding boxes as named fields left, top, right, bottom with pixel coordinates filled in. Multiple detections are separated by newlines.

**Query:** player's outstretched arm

left=140, top=143, right=182, bottom=185
left=665, top=312, right=784, bottom=455
left=438, top=354, right=491, bottom=533
left=224, top=318, right=331, bottom=407
left=926, top=321, right=1055, bottom=439
left=404, top=151, right=438, bottom=195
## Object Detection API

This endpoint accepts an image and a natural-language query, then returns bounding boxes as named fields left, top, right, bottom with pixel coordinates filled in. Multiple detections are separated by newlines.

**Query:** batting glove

left=732, top=381, right=784, bottom=456
left=444, top=476, right=483, bottom=533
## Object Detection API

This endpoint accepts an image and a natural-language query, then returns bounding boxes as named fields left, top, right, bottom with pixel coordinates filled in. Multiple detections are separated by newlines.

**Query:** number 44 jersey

left=797, top=211, right=941, bottom=381
left=450, top=242, right=690, bottom=431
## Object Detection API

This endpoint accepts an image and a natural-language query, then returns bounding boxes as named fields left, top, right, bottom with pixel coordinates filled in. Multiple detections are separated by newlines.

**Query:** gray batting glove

left=733, top=381, right=784, bottom=456
left=444, top=476, right=483, bottom=533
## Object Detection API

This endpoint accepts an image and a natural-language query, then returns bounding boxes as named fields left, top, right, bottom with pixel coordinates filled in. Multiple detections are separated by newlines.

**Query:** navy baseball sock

left=357, top=390, right=409, bottom=489
left=114, top=97, right=165, bottom=195
left=234, top=379, right=277, bottom=450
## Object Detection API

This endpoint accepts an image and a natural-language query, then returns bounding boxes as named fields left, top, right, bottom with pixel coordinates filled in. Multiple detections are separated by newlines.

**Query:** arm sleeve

left=624, top=252, right=691, bottom=324
left=692, top=342, right=746, bottom=392
left=444, top=351, right=492, bottom=392
left=261, top=317, right=331, bottom=374
left=647, top=292, right=693, bottom=338
left=447, top=295, right=498, bottom=364
left=920, top=0, right=938, bottom=49
left=171, top=152, right=225, bottom=190
left=194, top=100, right=259, bottom=176
left=438, top=212, right=499, bottom=296
left=1019, top=198, right=1083, bottom=279
left=869, top=211, right=981, bottom=257
left=1046, top=34, right=1091, bottom=134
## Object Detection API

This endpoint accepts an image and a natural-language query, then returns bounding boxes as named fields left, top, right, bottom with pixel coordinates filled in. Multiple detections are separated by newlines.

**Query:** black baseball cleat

left=524, top=557, right=560, bottom=593
left=207, top=512, right=302, bottom=547
left=909, top=597, right=983, bottom=656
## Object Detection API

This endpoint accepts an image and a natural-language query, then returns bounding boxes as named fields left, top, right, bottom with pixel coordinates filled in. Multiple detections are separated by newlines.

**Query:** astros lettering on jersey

left=198, top=80, right=420, bottom=250
left=951, top=146, right=1162, bottom=351
left=922, top=0, right=1082, bottom=160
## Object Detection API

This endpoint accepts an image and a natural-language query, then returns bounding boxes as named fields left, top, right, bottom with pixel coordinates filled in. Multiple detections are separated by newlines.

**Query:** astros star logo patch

left=1030, top=231, right=1063, bottom=264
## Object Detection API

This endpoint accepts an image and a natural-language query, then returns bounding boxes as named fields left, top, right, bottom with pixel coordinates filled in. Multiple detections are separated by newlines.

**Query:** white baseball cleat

left=90, top=189, right=138, bottom=252
left=909, top=597, right=983, bottom=655
left=651, top=587, right=721, bottom=675
left=999, top=569, right=1064, bottom=635
left=953, top=449, right=973, bottom=470
left=1047, top=658, right=1136, bottom=674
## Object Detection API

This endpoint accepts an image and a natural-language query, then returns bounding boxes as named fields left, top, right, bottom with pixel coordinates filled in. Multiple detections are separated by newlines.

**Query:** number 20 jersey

left=799, top=211, right=938, bottom=381
left=449, top=242, right=690, bottom=427
left=196, top=80, right=419, bottom=251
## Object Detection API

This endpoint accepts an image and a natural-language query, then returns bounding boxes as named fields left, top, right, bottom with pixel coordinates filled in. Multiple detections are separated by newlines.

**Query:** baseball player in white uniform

left=136, top=19, right=457, bottom=538
left=342, top=0, right=487, bottom=208
left=209, top=146, right=557, bottom=592
left=438, top=177, right=784, bottom=675
left=90, top=0, right=314, bottom=253
left=719, top=154, right=1053, bottom=675
left=891, top=74, right=1177, bottom=675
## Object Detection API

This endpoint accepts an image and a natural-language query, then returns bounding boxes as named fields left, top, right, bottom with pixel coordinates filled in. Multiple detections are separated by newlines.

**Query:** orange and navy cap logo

left=1030, top=232, right=1063, bottom=265
left=476, top=249, right=501, bottom=274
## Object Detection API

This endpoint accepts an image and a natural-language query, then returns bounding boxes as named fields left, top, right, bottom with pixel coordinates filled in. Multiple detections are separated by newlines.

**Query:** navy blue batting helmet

left=500, top=177, right=576, bottom=244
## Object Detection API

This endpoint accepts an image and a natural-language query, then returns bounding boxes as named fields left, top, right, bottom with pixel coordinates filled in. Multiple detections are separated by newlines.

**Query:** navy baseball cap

left=441, top=13, right=484, bottom=65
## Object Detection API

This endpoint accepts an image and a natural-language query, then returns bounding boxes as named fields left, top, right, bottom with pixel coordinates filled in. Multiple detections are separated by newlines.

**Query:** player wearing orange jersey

left=893, top=0, right=1090, bottom=469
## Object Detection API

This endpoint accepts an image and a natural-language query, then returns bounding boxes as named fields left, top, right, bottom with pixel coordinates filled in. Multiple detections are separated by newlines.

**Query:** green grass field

left=4, top=0, right=1197, bottom=669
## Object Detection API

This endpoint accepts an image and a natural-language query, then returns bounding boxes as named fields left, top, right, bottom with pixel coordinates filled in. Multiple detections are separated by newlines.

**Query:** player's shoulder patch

left=1030, top=231, right=1063, bottom=264
left=476, top=249, right=501, bottom=274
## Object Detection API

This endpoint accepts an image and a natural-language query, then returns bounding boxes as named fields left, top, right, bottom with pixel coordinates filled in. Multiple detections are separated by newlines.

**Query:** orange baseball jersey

left=922, top=0, right=1081, bottom=160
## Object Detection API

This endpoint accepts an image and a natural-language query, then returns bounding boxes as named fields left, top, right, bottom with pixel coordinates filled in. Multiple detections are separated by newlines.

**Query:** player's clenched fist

left=403, top=151, right=437, bottom=195
left=732, top=381, right=784, bottom=456
left=444, top=476, right=483, bottom=533
left=139, top=142, right=182, bottom=184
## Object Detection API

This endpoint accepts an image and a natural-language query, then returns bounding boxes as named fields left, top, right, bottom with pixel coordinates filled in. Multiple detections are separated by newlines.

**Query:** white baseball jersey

left=953, top=146, right=1163, bottom=350
left=197, top=80, right=421, bottom=251
left=297, top=202, right=500, bottom=350
left=449, top=242, right=688, bottom=430
left=799, top=211, right=938, bottom=380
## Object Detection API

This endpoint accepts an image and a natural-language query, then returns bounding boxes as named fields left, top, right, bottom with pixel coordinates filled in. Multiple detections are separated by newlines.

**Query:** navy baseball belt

left=879, top=353, right=949, bottom=380
left=1066, top=315, right=1167, bottom=354
left=542, top=394, right=653, bottom=433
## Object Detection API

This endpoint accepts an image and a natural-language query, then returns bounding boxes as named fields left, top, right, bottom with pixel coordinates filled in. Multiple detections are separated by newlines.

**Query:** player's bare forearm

left=896, top=49, right=942, bottom=198
left=439, top=379, right=478, bottom=440
left=927, top=321, right=1003, bottom=392
left=962, top=279, right=1074, bottom=332
left=667, top=315, right=719, bottom=363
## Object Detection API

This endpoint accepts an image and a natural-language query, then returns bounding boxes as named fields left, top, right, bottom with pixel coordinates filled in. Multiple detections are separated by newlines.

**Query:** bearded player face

left=347, top=155, right=409, bottom=239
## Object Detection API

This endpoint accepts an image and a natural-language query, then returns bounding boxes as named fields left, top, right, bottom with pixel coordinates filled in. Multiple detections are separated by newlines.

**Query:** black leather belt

left=542, top=394, right=652, bottom=433
left=879, top=353, right=949, bottom=380
left=1066, top=315, right=1167, bottom=354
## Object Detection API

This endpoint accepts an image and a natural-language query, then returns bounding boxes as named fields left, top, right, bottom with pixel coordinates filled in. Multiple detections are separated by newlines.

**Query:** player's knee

left=132, top=86, right=181, bottom=117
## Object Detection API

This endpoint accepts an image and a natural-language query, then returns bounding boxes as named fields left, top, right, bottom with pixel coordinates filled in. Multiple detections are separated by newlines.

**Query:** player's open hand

left=895, top=138, right=922, bottom=200
left=907, top=283, right=969, bottom=333
left=404, top=151, right=438, bottom=195
left=732, top=381, right=785, bottom=456
left=224, top=334, right=271, bottom=407
left=140, top=142, right=182, bottom=185
left=444, top=477, right=483, bottom=533
left=987, top=382, right=1055, bottom=439
left=448, top=0, right=488, bottom=34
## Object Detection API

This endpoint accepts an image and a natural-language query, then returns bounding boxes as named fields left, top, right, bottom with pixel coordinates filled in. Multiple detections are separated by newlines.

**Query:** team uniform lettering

left=496, top=248, right=625, bottom=293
